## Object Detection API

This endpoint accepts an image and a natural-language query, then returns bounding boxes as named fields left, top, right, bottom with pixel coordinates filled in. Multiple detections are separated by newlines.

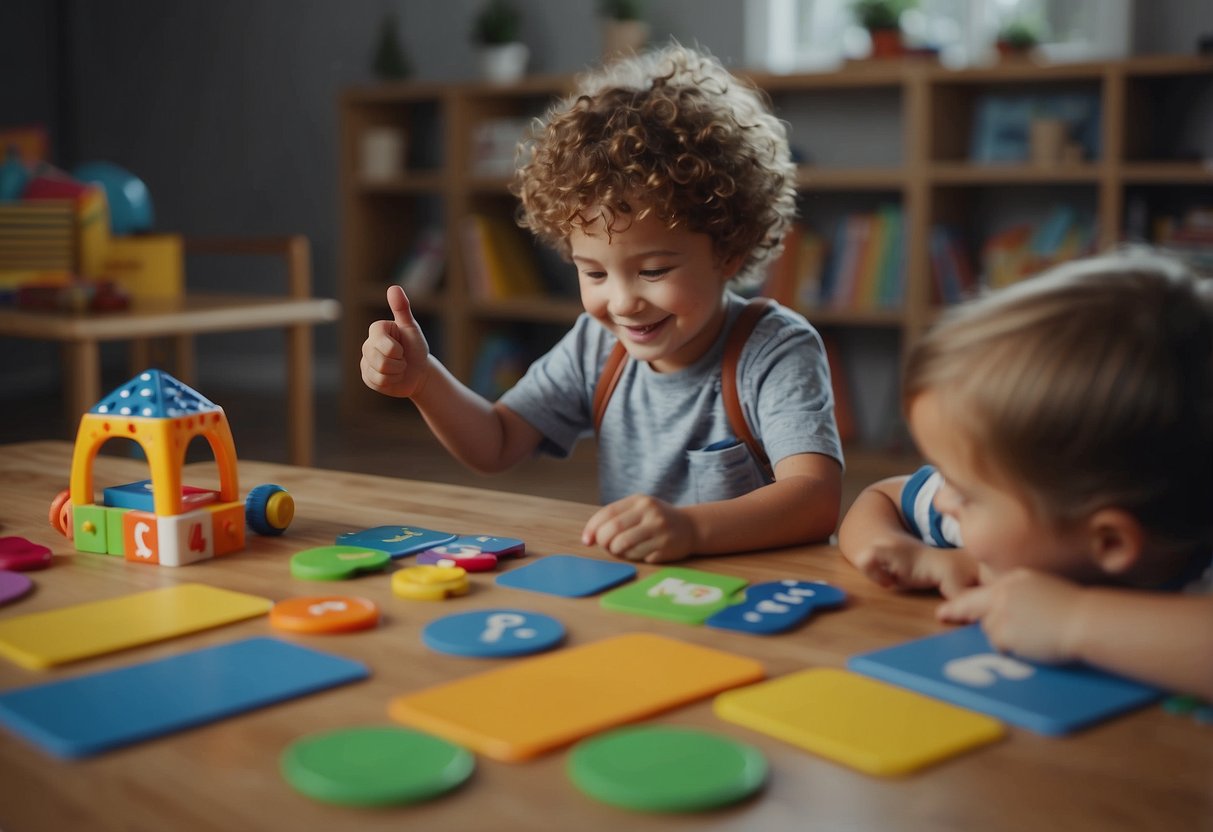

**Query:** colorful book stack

left=462, top=214, right=544, bottom=300
left=816, top=206, right=905, bottom=311
left=981, top=205, right=1096, bottom=290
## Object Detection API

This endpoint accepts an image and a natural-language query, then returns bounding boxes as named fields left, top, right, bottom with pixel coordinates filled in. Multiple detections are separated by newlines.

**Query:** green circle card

left=281, top=725, right=474, bottom=806
left=568, top=725, right=767, bottom=812
left=289, top=545, right=390, bottom=581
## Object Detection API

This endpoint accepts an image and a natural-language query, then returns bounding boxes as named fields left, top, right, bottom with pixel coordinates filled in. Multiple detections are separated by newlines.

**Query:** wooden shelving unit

left=339, top=55, right=1213, bottom=441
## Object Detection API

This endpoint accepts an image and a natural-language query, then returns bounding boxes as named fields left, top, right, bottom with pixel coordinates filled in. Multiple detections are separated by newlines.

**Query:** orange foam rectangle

left=390, top=633, right=765, bottom=762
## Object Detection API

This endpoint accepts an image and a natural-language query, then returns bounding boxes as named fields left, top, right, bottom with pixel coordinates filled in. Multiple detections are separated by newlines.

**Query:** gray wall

left=1, top=0, right=1209, bottom=401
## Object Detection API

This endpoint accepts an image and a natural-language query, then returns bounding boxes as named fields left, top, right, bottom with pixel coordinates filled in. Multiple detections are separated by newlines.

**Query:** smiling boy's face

left=569, top=210, right=740, bottom=373
left=908, top=389, right=1100, bottom=582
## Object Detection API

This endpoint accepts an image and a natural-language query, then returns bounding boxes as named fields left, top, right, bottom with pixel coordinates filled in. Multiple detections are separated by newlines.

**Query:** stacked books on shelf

left=759, top=206, right=906, bottom=313
left=1154, top=206, right=1213, bottom=275
left=392, top=225, right=446, bottom=295
left=981, top=204, right=1096, bottom=290
left=462, top=213, right=544, bottom=300
left=929, top=225, right=978, bottom=305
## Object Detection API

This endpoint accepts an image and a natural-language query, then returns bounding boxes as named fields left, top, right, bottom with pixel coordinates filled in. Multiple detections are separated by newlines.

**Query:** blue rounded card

left=421, top=608, right=565, bottom=658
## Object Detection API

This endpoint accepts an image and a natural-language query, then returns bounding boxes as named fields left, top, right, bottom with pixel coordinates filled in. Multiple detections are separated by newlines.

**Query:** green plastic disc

left=281, top=726, right=474, bottom=806
left=567, top=725, right=768, bottom=812
left=289, top=545, right=391, bottom=581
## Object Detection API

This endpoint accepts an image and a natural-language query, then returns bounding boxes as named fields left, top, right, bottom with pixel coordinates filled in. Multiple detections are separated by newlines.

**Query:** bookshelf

left=339, top=54, right=1213, bottom=444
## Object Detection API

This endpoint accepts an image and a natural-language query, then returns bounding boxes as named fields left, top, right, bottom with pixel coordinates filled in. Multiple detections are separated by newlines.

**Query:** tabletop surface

left=0, top=441, right=1208, bottom=832
left=0, top=293, right=340, bottom=340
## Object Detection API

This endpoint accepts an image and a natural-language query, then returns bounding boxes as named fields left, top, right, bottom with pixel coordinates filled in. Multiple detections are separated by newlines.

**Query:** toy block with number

left=123, top=508, right=214, bottom=567
left=123, top=510, right=161, bottom=564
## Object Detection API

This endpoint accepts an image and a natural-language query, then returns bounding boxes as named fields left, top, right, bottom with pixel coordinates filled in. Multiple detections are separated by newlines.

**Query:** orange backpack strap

left=722, top=298, right=774, bottom=478
left=592, top=297, right=775, bottom=477
left=592, top=340, right=630, bottom=434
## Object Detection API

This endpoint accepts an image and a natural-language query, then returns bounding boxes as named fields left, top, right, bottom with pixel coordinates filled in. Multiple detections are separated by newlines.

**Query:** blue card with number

left=848, top=624, right=1163, bottom=736
left=335, top=525, right=456, bottom=558
left=0, top=637, right=369, bottom=759
left=705, top=579, right=847, bottom=635
left=422, top=609, right=565, bottom=658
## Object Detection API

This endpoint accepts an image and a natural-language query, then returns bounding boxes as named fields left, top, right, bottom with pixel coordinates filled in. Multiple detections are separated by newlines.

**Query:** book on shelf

left=462, top=213, right=544, bottom=300
left=392, top=225, right=446, bottom=295
left=815, top=207, right=905, bottom=311
left=929, top=225, right=978, bottom=305
left=981, top=205, right=1096, bottom=290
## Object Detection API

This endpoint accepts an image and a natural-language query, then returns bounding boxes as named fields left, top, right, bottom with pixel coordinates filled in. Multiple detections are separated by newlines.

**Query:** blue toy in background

left=421, top=609, right=565, bottom=658
left=335, top=525, right=456, bottom=558
left=847, top=624, right=1163, bottom=736
left=71, top=161, right=154, bottom=235
left=704, top=580, right=847, bottom=635
left=494, top=554, right=636, bottom=598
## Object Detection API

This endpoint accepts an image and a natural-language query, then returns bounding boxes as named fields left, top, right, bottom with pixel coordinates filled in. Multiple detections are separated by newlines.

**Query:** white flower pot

left=479, top=42, right=529, bottom=84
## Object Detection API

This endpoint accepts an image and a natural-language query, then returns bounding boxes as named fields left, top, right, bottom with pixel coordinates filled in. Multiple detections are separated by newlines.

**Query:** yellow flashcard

left=714, top=668, right=1005, bottom=776
left=0, top=583, right=272, bottom=670
left=390, top=633, right=765, bottom=762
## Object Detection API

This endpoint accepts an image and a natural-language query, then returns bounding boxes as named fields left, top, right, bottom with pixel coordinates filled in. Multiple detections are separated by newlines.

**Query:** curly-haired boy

left=362, top=44, right=843, bottom=563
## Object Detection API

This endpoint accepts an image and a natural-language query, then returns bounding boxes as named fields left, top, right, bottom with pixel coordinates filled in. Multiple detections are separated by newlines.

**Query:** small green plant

left=851, top=0, right=915, bottom=31
left=998, top=17, right=1045, bottom=51
left=371, top=12, right=411, bottom=80
left=472, top=0, right=522, bottom=46
left=599, top=0, right=645, bottom=21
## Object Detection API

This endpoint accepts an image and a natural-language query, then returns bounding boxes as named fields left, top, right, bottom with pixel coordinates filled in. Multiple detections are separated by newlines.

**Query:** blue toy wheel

left=246, top=483, right=293, bottom=536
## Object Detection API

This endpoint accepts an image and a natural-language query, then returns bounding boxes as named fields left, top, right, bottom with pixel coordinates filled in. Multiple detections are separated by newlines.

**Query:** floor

left=4, top=386, right=920, bottom=518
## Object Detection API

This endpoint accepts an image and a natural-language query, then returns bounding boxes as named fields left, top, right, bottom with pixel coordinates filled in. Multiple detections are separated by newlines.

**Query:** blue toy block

left=495, top=554, right=637, bottom=598
left=335, top=525, right=456, bottom=559
left=704, top=580, right=847, bottom=635
left=421, top=609, right=565, bottom=658
left=848, top=624, right=1163, bottom=736
left=0, top=637, right=368, bottom=759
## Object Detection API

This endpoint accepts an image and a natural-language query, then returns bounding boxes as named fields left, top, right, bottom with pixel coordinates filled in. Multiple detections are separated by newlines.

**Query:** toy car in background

left=48, top=369, right=293, bottom=566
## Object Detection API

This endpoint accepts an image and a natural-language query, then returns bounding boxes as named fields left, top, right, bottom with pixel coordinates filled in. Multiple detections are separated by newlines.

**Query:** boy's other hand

left=361, top=285, right=431, bottom=398
left=582, top=495, right=695, bottom=564
left=851, top=539, right=980, bottom=598
left=936, top=569, right=1083, bottom=664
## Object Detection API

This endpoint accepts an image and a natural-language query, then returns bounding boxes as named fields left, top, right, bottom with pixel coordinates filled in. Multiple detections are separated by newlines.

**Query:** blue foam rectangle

left=848, top=624, right=1162, bottom=736
left=0, top=637, right=369, bottom=759
left=495, top=554, right=636, bottom=598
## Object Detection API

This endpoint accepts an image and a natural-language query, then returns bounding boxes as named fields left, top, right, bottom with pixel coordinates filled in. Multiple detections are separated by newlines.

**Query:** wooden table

left=0, top=292, right=340, bottom=466
left=0, top=441, right=1208, bottom=832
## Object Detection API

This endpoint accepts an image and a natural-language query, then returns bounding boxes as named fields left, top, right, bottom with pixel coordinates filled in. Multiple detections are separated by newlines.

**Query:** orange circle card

left=270, top=595, right=380, bottom=634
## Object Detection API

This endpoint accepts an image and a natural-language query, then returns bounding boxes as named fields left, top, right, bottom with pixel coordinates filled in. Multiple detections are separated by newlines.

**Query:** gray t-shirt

left=498, top=292, right=843, bottom=505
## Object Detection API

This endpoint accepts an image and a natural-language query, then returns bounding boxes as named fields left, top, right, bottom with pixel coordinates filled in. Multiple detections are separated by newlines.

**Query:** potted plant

left=996, top=17, right=1044, bottom=60
left=472, top=0, right=528, bottom=83
left=851, top=0, right=914, bottom=59
left=599, top=0, right=649, bottom=61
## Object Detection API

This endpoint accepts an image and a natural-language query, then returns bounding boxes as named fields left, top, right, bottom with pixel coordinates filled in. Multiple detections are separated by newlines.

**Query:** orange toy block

left=123, top=510, right=160, bottom=564
left=207, top=502, right=246, bottom=556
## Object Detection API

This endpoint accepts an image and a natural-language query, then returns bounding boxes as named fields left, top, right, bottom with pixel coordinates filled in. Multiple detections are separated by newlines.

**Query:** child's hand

left=582, top=495, right=695, bottom=563
left=849, top=538, right=980, bottom=598
left=936, top=569, right=1083, bottom=664
left=361, top=286, right=431, bottom=398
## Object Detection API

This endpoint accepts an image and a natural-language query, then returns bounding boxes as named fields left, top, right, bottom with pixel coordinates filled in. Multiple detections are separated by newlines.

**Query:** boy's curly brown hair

left=513, top=43, right=797, bottom=287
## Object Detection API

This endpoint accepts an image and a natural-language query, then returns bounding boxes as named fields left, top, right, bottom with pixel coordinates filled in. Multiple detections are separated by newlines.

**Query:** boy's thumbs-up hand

left=360, top=285, right=432, bottom=398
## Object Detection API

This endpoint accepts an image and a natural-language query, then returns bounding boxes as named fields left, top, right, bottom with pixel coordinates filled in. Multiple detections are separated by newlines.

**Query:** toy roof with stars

left=90, top=370, right=220, bottom=419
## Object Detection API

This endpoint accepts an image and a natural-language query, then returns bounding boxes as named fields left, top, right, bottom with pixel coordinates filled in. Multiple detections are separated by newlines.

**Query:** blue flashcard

left=0, top=637, right=369, bottom=759
left=848, top=624, right=1163, bottom=736
left=102, top=479, right=217, bottom=511
left=704, top=579, right=847, bottom=635
left=335, top=525, right=456, bottom=558
left=494, top=554, right=636, bottom=598
left=422, top=608, right=565, bottom=658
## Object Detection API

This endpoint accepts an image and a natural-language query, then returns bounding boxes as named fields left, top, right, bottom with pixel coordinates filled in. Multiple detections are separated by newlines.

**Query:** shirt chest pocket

left=686, top=440, right=766, bottom=503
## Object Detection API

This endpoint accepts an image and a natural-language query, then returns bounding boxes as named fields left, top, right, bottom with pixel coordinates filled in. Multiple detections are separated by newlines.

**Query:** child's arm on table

left=938, top=570, right=1213, bottom=700
left=582, top=452, right=842, bottom=564
left=837, top=476, right=980, bottom=598
left=361, top=286, right=542, bottom=473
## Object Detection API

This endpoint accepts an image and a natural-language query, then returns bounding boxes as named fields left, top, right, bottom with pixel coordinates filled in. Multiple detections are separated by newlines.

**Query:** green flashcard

left=599, top=567, right=747, bottom=625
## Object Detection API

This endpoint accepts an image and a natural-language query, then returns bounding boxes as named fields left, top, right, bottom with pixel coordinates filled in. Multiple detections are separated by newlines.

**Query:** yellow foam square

left=0, top=583, right=272, bottom=670
left=390, top=633, right=765, bottom=762
left=714, top=668, right=1005, bottom=776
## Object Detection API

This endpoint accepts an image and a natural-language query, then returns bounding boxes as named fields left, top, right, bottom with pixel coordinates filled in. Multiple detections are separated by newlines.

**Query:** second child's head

left=515, top=43, right=796, bottom=371
left=903, top=249, right=1213, bottom=587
